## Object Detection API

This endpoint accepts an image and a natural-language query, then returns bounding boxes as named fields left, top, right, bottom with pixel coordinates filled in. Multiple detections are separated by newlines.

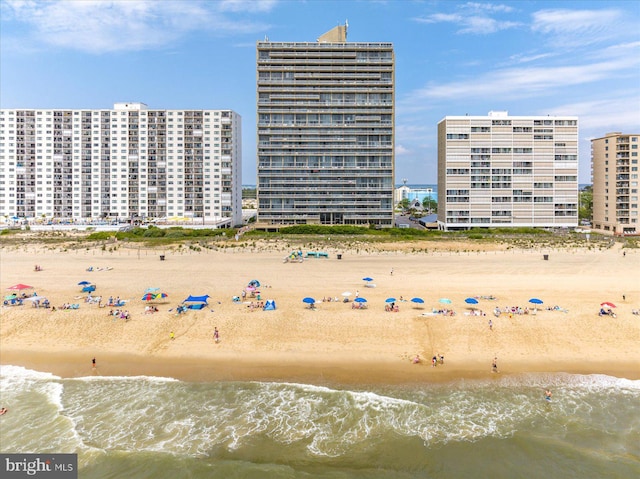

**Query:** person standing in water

left=544, top=389, right=552, bottom=401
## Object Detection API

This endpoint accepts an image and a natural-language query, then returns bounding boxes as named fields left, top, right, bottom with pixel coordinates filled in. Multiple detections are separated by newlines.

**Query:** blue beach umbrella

left=529, top=298, right=543, bottom=305
left=411, top=297, right=425, bottom=304
left=385, top=297, right=396, bottom=303
left=302, top=297, right=316, bottom=304
left=354, top=297, right=367, bottom=303
left=78, top=281, right=91, bottom=285
left=362, top=277, right=373, bottom=282
left=464, top=297, right=479, bottom=305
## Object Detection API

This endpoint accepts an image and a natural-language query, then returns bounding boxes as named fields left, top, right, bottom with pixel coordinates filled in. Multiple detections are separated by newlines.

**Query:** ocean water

left=1, top=366, right=639, bottom=479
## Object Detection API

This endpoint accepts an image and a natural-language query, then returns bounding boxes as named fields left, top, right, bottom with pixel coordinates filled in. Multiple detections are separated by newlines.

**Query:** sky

left=1, top=0, right=639, bottom=185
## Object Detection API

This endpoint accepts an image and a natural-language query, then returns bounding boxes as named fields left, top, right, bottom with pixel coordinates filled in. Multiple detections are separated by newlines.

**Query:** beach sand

left=1, top=239, right=639, bottom=384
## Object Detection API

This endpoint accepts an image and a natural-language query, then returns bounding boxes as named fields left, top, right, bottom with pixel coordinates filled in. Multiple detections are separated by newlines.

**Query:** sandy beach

left=1, top=239, right=639, bottom=384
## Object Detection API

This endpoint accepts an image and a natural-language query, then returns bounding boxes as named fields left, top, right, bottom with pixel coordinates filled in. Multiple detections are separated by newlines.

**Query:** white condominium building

left=437, top=111, right=579, bottom=230
left=0, top=103, right=242, bottom=226
left=591, top=132, right=639, bottom=236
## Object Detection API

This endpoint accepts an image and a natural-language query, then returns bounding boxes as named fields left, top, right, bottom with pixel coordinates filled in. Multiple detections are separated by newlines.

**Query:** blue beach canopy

left=354, top=297, right=367, bottom=303
left=385, top=297, right=396, bottom=303
left=362, top=277, right=373, bottom=282
left=302, top=297, right=316, bottom=304
left=411, top=297, right=425, bottom=304
left=529, top=298, right=544, bottom=304
left=464, top=297, right=479, bottom=305
left=183, top=295, right=209, bottom=303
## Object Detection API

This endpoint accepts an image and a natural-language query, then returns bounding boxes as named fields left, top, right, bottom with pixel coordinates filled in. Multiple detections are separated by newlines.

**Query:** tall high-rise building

left=437, top=111, right=579, bottom=230
left=0, top=103, right=242, bottom=226
left=256, top=25, right=395, bottom=226
left=591, top=132, right=639, bottom=236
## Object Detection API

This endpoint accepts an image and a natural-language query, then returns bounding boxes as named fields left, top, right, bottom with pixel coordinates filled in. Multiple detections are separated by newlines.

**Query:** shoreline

left=3, top=349, right=639, bottom=386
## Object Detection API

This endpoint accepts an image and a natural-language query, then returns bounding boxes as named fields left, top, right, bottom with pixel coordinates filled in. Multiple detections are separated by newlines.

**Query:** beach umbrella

left=7, top=284, right=33, bottom=291
left=600, top=302, right=616, bottom=308
left=354, top=297, right=367, bottom=303
left=249, top=280, right=260, bottom=287
left=464, top=297, right=479, bottom=305
left=4, top=294, right=17, bottom=300
left=154, top=292, right=168, bottom=299
left=78, top=281, right=92, bottom=285
left=411, top=297, right=425, bottom=304
left=385, top=297, right=397, bottom=303
left=439, top=298, right=452, bottom=304
left=362, top=277, right=373, bottom=282
left=82, top=285, right=96, bottom=293
left=144, top=287, right=160, bottom=293
left=529, top=298, right=544, bottom=305
left=302, top=297, right=316, bottom=304
left=141, top=293, right=156, bottom=301
left=341, top=292, right=352, bottom=297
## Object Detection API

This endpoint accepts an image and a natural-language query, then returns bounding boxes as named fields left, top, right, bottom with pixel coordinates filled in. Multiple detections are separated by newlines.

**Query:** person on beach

left=214, top=327, right=220, bottom=343
left=92, top=357, right=96, bottom=368
left=0, top=407, right=7, bottom=415
left=492, top=357, right=498, bottom=373
left=390, top=268, right=394, bottom=276
left=432, top=356, right=437, bottom=367
left=439, top=354, right=444, bottom=365
left=412, top=354, right=421, bottom=364
left=544, top=389, right=552, bottom=401
left=170, top=331, right=175, bottom=340
left=489, top=319, right=493, bottom=331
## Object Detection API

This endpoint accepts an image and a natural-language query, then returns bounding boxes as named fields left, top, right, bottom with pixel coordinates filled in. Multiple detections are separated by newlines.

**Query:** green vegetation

left=579, top=186, right=593, bottom=222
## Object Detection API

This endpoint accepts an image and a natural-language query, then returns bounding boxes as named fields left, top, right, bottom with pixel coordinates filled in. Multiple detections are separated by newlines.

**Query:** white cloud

left=218, top=0, right=278, bottom=13
left=413, top=2, right=521, bottom=34
left=411, top=52, right=640, bottom=103
left=463, top=3, right=514, bottom=14
left=531, top=8, right=630, bottom=48
left=531, top=8, right=621, bottom=35
left=1, top=0, right=273, bottom=53
left=395, top=144, right=410, bottom=155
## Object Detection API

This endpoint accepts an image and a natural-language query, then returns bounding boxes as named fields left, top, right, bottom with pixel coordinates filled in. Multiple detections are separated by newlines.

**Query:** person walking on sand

left=489, top=319, right=493, bottom=331
left=92, top=357, right=96, bottom=368
left=170, top=331, right=175, bottom=341
left=492, top=357, right=498, bottom=373
left=214, top=327, right=220, bottom=343
left=390, top=267, right=394, bottom=276
left=432, top=355, right=438, bottom=367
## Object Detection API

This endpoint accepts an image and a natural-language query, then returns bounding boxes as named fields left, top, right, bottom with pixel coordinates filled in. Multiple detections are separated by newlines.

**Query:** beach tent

left=183, top=294, right=209, bottom=310
left=263, top=299, right=276, bottom=311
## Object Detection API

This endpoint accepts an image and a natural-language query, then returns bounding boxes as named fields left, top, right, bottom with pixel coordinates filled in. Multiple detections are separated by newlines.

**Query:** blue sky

left=1, top=0, right=639, bottom=185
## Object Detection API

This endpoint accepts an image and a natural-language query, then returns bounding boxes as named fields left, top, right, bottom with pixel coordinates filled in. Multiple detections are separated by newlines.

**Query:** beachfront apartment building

left=437, top=111, right=579, bottom=230
left=0, top=103, right=242, bottom=227
left=591, top=132, right=639, bottom=236
left=256, top=24, right=395, bottom=226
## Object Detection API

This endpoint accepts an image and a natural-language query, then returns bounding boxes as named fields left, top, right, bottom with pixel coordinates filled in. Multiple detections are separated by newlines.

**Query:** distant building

left=437, top=111, right=579, bottom=230
left=0, top=103, right=242, bottom=226
left=591, top=132, right=639, bottom=236
left=256, top=24, right=395, bottom=226
left=394, top=185, right=435, bottom=206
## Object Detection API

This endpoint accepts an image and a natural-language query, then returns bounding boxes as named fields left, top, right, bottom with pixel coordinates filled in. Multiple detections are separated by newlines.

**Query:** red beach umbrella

left=7, top=284, right=33, bottom=290
left=600, top=302, right=616, bottom=308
